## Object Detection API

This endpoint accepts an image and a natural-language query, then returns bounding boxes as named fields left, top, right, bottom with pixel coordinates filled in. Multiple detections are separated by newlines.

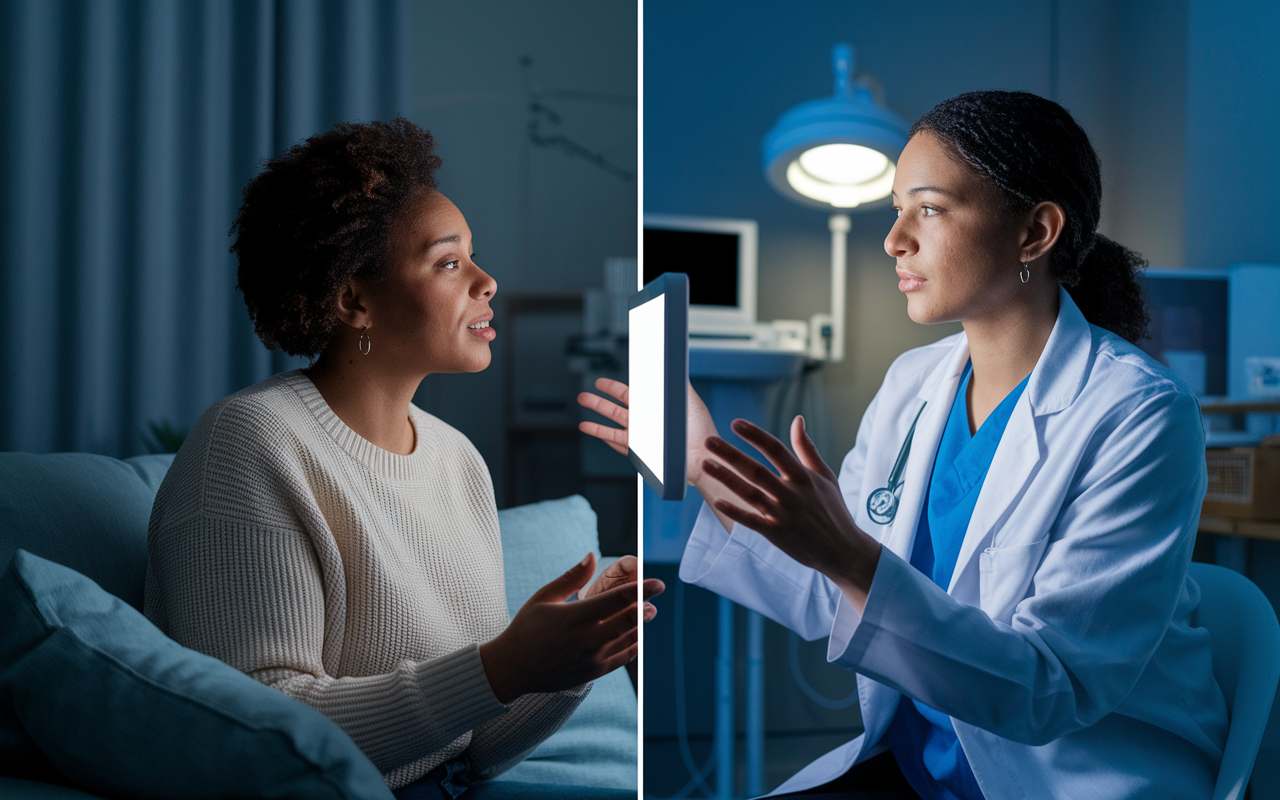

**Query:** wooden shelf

left=1199, top=514, right=1280, bottom=541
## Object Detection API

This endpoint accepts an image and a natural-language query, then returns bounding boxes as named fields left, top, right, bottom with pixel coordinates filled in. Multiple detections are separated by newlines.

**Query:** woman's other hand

left=478, top=553, right=663, bottom=704
left=702, top=416, right=882, bottom=613
left=582, top=555, right=663, bottom=621
left=577, top=378, right=720, bottom=487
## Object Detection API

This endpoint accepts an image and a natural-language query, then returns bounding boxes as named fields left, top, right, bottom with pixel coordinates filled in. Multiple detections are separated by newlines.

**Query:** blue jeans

left=393, top=757, right=470, bottom=800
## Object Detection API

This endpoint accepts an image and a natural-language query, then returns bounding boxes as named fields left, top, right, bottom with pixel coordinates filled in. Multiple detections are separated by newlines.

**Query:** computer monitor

left=1226, top=263, right=1280, bottom=400
left=643, top=215, right=757, bottom=333
left=628, top=273, right=688, bottom=501
left=1136, top=267, right=1229, bottom=398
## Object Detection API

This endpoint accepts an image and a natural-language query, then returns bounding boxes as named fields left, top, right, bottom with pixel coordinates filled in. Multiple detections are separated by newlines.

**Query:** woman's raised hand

left=701, top=416, right=882, bottom=613
left=478, top=553, right=664, bottom=704
left=576, top=378, right=720, bottom=486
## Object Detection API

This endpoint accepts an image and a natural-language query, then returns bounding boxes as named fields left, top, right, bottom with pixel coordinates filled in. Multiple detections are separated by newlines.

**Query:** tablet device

left=628, top=273, right=688, bottom=500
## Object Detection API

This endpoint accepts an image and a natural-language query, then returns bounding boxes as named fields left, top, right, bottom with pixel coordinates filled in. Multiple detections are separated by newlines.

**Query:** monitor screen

left=628, top=272, right=688, bottom=500
left=642, top=215, right=757, bottom=332
left=1137, top=268, right=1229, bottom=397
left=643, top=228, right=739, bottom=307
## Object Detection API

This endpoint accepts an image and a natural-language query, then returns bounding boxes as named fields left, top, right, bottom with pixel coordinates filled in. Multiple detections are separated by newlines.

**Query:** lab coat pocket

left=979, top=535, right=1050, bottom=622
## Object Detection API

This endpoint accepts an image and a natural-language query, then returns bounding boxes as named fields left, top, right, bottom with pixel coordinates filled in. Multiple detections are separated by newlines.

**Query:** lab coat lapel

left=884, top=336, right=971, bottom=561
left=946, top=288, right=1092, bottom=595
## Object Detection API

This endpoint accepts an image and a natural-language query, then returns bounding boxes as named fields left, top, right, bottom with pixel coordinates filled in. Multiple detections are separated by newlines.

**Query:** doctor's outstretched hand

left=702, top=416, right=882, bottom=613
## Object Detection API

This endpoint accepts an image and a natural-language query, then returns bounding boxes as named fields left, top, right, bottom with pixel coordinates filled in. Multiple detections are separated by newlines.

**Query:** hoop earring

left=1019, top=262, right=1030, bottom=283
left=358, top=327, right=371, bottom=355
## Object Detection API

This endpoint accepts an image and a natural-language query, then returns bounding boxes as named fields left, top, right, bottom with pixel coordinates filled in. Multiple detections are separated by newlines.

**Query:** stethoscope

left=865, top=402, right=927, bottom=525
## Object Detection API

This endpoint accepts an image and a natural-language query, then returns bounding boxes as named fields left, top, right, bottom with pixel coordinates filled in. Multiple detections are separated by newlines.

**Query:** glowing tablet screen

left=628, top=273, right=688, bottom=500
left=629, top=295, right=665, bottom=479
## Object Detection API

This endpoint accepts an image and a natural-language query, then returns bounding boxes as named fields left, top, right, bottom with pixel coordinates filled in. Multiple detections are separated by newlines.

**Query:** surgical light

left=763, top=44, right=908, bottom=210
left=761, top=43, right=908, bottom=363
left=797, top=143, right=889, bottom=185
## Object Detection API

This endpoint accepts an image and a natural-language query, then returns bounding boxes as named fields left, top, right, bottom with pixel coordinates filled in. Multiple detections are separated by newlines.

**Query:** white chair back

left=1189, top=562, right=1280, bottom=800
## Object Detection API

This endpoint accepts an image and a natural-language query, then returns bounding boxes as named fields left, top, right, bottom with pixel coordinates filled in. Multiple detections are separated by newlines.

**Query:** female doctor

left=581, top=91, right=1227, bottom=799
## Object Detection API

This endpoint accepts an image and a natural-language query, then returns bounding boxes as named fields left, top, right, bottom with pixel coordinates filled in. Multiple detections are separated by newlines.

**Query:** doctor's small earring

left=1019, top=262, right=1030, bottom=283
left=358, top=327, right=371, bottom=355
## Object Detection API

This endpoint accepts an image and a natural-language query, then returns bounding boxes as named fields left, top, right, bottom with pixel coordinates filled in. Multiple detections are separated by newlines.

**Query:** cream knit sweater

left=144, top=371, right=587, bottom=789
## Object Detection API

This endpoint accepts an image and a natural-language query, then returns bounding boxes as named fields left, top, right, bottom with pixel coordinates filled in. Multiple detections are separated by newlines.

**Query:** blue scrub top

left=885, top=361, right=1030, bottom=800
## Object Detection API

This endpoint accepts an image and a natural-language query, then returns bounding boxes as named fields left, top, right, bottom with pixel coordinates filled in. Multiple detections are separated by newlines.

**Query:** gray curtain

left=0, top=0, right=406, bottom=456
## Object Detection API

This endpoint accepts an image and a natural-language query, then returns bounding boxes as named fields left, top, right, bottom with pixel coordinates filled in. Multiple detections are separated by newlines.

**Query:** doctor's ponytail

left=909, top=91, right=1150, bottom=343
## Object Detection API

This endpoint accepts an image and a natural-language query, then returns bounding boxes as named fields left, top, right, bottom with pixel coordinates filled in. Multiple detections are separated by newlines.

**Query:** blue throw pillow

left=495, top=496, right=637, bottom=790
left=0, top=550, right=393, bottom=800
left=0, top=452, right=175, bottom=611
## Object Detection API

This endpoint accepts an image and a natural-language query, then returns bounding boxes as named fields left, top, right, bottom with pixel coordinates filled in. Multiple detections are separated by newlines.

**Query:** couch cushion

left=0, top=550, right=393, bottom=800
left=495, top=495, right=637, bottom=790
left=0, top=453, right=174, bottom=611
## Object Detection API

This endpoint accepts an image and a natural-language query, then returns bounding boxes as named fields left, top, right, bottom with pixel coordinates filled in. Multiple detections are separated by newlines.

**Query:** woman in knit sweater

left=144, top=118, right=656, bottom=799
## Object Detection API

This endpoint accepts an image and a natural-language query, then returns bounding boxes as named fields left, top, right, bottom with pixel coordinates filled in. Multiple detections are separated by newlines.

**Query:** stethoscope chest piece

left=866, top=486, right=901, bottom=525
left=865, top=402, right=927, bottom=526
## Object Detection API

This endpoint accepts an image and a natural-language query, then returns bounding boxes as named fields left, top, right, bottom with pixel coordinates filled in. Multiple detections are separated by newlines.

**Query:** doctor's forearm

left=693, top=474, right=740, bottom=535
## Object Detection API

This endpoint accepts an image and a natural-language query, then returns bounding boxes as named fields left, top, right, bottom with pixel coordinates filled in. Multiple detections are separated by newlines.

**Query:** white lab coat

left=680, top=288, right=1228, bottom=800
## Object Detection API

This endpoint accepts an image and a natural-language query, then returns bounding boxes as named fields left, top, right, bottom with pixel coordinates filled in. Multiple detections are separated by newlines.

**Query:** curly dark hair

left=909, top=91, right=1149, bottom=343
left=230, top=117, right=443, bottom=358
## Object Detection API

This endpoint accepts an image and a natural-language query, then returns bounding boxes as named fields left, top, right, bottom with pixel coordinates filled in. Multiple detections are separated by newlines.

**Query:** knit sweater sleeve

left=144, top=392, right=508, bottom=775
left=465, top=685, right=592, bottom=779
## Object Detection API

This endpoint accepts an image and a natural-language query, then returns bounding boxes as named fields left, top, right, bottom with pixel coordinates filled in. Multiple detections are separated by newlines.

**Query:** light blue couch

left=0, top=452, right=636, bottom=799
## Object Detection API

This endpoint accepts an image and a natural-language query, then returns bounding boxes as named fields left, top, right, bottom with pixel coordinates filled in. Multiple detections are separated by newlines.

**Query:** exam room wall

left=643, top=0, right=1182, bottom=464
left=403, top=0, right=637, bottom=506
left=1184, top=0, right=1280, bottom=267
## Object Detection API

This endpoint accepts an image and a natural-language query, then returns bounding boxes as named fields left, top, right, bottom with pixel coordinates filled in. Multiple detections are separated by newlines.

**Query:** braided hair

left=231, top=117, right=443, bottom=358
left=909, top=91, right=1149, bottom=343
